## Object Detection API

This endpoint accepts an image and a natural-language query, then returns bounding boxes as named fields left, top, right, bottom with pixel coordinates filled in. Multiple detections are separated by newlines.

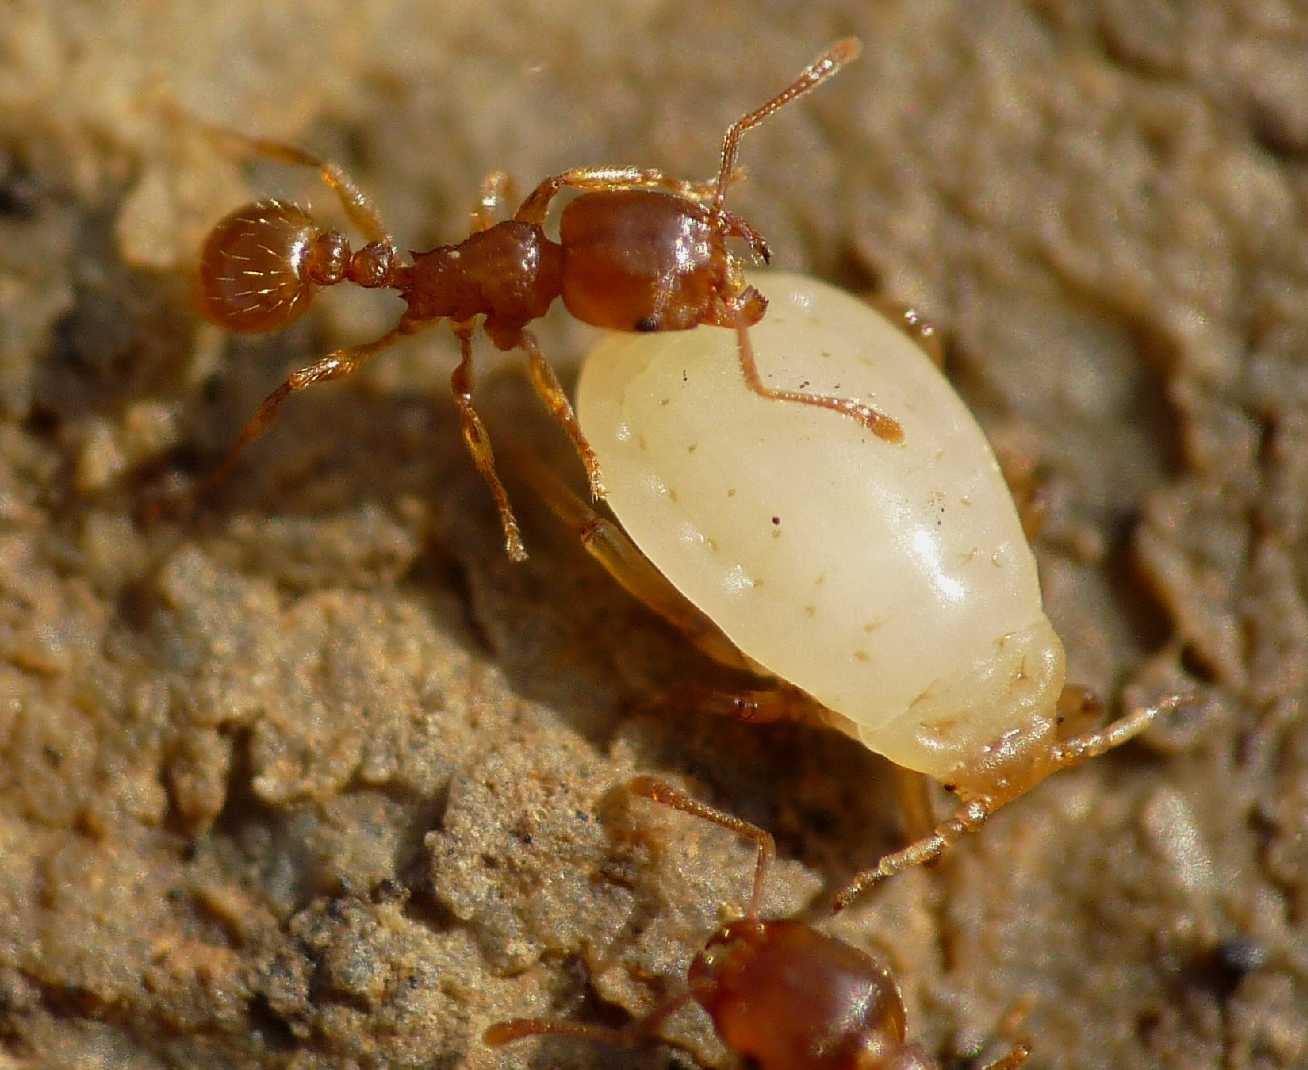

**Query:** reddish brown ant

left=485, top=777, right=1031, bottom=1070
left=189, top=39, right=893, bottom=561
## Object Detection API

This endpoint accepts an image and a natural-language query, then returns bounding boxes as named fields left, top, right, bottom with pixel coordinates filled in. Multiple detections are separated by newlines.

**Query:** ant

left=189, top=38, right=896, bottom=561
left=485, top=777, right=1031, bottom=1070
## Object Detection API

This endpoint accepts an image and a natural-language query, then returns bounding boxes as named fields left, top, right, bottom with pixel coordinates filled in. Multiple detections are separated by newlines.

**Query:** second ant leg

left=197, top=321, right=418, bottom=501
left=733, top=307, right=904, bottom=443
left=627, top=777, right=775, bottom=918
left=450, top=328, right=527, bottom=562
left=517, top=329, right=606, bottom=500
left=484, top=990, right=694, bottom=1051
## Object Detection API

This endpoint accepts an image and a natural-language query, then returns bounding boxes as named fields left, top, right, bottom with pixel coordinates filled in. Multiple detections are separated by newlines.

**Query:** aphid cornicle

left=529, top=270, right=1186, bottom=908
left=188, top=39, right=883, bottom=561
left=485, top=778, right=1031, bottom=1070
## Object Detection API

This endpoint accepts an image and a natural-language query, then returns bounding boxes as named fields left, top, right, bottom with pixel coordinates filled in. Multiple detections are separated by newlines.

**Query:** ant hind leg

left=181, top=113, right=394, bottom=245
left=193, top=320, right=419, bottom=505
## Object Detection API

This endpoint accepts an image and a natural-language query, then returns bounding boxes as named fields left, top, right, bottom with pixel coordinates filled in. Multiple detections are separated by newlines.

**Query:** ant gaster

left=485, top=777, right=1030, bottom=1069
left=192, top=39, right=899, bottom=561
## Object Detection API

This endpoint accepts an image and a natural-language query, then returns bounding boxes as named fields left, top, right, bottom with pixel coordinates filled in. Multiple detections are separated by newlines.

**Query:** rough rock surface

left=1, top=2, right=1305, bottom=1068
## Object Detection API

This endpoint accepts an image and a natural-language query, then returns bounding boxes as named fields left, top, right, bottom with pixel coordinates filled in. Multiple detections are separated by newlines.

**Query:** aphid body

left=580, top=272, right=1062, bottom=789
left=572, top=271, right=1176, bottom=902
left=486, top=778, right=1028, bottom=1069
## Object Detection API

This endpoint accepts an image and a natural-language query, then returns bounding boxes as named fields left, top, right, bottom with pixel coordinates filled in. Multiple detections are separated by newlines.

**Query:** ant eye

left=634, top=315, right=660, bottom=332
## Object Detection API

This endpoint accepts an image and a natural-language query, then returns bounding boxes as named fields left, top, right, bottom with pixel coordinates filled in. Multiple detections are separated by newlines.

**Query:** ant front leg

left=514, top=166, right=685, bottom=225
left=449, top=326, right=527, bottom=562
left=515, top=330, right=606, bottom=501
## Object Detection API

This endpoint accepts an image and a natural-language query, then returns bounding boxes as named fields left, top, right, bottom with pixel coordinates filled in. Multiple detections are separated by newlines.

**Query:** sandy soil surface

left=1, top=2, right=1306, bottom=1068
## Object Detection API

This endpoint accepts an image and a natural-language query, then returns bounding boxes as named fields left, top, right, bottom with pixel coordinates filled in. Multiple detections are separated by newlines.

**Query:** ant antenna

left=712, top=37, right=862, bottom=213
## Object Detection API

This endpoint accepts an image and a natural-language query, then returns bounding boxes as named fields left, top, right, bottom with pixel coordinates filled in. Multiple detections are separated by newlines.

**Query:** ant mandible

left=191, top=38, right=894, bottom=561
left=485, top=777, right=1031, bottom=1069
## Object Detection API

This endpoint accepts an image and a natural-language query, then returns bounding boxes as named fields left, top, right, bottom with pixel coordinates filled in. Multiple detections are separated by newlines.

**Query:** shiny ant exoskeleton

left=190, top=39, right=894, bottom=561
left=485, top=777, right=1031, bottom=1070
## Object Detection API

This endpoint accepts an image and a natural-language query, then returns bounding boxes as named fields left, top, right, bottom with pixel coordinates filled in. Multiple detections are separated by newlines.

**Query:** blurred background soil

left=2, top=2, right=1307, bottom=1067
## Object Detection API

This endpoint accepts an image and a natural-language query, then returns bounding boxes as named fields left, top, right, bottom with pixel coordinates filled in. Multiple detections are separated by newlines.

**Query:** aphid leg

left=508, top=444, right=751, bottom=670
left=892, top=765, right=938, bottom=844
left=484, top=990, right=694, bottom=1051
left=732, top=305, right=905, bottom=442
left=194, top=320, right=420, bottom=504
left=972, top=992, right=1035, bottom=1070
left=831, top=797, right=994, bottom=912
left=627, top=777, right=775, bottom=919
left=832, top=692, right=1186, bottom=911
left=979, top=1044, right=1032, bottom=1070
left=871, top=297, right=944, bottom=368
left=711, top=38, right=862, bottom=212
left=188, top=119, right=394, bottom=246
left=516, top=330, right=607, bottom=500
left=450, top=326, right=527, bottom=562
left=654, top=683, right=819, bottom=725
left=1048, top=691, right=1186, bottom=772
left=471, top=170, right=514, bottom=232
left=514, top=166, right=684, bottom=225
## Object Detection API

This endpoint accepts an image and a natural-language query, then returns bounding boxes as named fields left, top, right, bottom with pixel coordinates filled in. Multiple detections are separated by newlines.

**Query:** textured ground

left=2, top=2, right=1307, bottom=1068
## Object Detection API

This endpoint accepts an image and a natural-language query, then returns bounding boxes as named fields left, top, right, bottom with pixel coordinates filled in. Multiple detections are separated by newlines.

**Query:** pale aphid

left=571, top=271, right=1183, bottom=907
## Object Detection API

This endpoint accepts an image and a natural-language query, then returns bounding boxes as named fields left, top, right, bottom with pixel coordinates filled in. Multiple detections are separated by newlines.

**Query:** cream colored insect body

left=573, top=271, right=1175, bottom=905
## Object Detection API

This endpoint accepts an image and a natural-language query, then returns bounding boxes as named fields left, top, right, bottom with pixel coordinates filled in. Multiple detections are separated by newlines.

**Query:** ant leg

left=732, top=305, right=905, bottom=442
left=627, top=777, right=775, bottom=919
left=187, top=117, right=393, bottom=245
left=484, top=990, right=694, bottom=1051
left=450, top=327, right=527, bottom=562
left=514, top=166, right=684, bottom=225
left=471, top=170, right=514, bottom=231
left=711, top=38, right=862, bottom=211
left=195, top=320, right=419, bottom=502
left=517, top=329, right=606, bottom=500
